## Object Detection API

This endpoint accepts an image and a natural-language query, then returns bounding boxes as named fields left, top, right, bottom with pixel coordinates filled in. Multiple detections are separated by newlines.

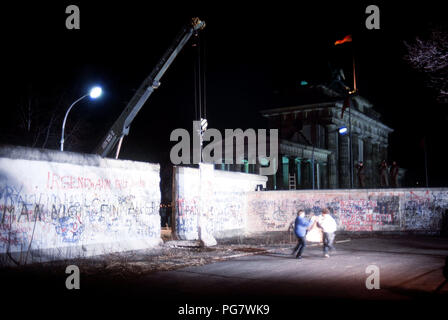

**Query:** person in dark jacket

left=390, top=161, right=399, bottom=188
left=292, top=210, right=312, bottom=259
left=379, top=160, right=389, bottom=188
left=356, top=161, right=366, bottom=188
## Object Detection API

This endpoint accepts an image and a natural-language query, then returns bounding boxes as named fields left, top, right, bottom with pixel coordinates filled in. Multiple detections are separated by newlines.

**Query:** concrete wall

left=173, top=163, right=447, bottom=240
left=0, top=146, right=161, bottom=265
left=173, top=164, right=268, bottom=240
left=247, top=189, right=448, bottom=234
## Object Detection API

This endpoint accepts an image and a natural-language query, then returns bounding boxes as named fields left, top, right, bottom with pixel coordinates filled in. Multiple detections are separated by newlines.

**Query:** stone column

left=363, top=138, right=373, bottom=188
left=255, top=159, right=261, bottom=174
left=321, top=161, right=328, bottom=189
left=309, top=159, right=314, bottom=189
left=372, top=141, right=381, bottom=188
left=338, top=134, right=350, bottom=189
left=295, top=158, right=302, bottom=189
left=272, top=156, right=278, bottom=190
left=302, top=159, right=311, bottom=189
left=326, top=124, right=339, bottom=188
left=380, top=145, right=388, bottom=164
left=351, top=133, right=360, bottom=188
left=280, top=155, right=290, bottom=190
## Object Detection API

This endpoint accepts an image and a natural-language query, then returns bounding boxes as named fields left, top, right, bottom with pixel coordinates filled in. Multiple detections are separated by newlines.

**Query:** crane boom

left=94, top=17, right=205, bottom=157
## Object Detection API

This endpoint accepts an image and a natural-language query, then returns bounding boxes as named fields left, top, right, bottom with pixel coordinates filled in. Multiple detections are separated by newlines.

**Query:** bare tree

left=404, top=29, right=448, bottom=103
left=17, top=91, right=58, bottom=149
left=8, top=86, right=93, bottom=151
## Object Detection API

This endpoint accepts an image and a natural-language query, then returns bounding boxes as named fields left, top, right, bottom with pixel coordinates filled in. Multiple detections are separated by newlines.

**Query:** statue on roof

left=328, top=66, right=351, bottom=95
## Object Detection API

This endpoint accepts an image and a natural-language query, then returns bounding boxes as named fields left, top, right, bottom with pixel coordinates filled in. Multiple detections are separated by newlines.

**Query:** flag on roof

left=335, top=35, right=352, bottom=46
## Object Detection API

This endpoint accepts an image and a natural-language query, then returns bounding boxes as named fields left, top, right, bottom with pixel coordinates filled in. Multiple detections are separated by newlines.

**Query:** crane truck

left=94, top=17, right=206, bottom=158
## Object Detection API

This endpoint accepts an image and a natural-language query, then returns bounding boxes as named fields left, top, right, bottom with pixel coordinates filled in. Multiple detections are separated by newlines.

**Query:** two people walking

left=292, top=208, right=337, bottom=259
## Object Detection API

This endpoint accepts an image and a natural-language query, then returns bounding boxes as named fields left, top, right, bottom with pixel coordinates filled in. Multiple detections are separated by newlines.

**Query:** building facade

left=260, top=94, right=394, bottom=190
left=207, top=79, right=403, bottom=190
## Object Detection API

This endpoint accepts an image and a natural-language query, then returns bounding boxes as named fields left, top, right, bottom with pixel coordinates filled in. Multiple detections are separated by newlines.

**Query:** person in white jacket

left=317, top=208, right=337, bottom=258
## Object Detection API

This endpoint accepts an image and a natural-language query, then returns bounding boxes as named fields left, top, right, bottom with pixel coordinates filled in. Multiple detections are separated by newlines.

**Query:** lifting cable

left=193, top=30, right=206, bottom=121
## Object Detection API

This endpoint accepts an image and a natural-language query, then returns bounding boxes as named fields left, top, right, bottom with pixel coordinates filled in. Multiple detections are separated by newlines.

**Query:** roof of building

left=260, top=83, right=383, bottom=121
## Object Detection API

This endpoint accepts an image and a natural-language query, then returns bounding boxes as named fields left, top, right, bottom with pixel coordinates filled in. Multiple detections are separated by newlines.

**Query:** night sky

left=2, top=1, right=447, bottom=186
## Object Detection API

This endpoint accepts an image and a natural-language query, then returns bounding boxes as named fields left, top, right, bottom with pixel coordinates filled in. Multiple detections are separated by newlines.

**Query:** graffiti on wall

left=176, top=197, right=200, bottom=239
left=46, top=171, right=146, bottom=191
left=248, top=190, right=448, bottom=233
left=210, top=192, right=245, bottom=233
left=248, top=193, right=344, bottom=231
left=174, top=166, right=266, bottom=239
left=173, top=165, right=448, bottom=237
left=175, top=192, right=247, bottom=238
left=337, top=196, right=399, bottom=231
left=404, top=190, right=448, bottom=230
left=0, top=164, right=161, bottom=254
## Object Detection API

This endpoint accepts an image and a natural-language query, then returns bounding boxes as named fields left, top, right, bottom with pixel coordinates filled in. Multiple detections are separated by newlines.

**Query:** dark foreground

left=1, top=235, right=447, bottom=318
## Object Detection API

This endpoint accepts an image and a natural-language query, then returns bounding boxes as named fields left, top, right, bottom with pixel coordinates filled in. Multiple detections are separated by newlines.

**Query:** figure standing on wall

left=379, top=160, right=389, bottom=188
left=390, top=161, right=399, bottom=188
left=355, top=161, right=366, bottom=188
left=291, top=210, right=313, bottom=260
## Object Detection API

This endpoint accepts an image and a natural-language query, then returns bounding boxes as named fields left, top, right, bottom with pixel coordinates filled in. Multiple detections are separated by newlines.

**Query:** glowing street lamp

left=338, top=126, right=348, bottom=135
left=89, top=86, right=102, bottom=99
left=60, top=86, right=102, bottom=151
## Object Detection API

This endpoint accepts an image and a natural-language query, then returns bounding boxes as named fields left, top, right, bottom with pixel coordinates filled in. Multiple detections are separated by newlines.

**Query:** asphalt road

left=126, top=236, right=448, bottom=318
left=2, top=236, right=448, bottom=318
left=135, top=236, right=448, bottom=298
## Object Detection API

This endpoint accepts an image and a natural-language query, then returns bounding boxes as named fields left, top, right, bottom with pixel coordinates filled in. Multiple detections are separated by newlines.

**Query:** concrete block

left=0, top=145, right=161, bottom=265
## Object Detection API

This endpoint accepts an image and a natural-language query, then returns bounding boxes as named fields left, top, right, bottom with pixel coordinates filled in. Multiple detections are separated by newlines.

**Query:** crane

left=94, top=17, right=206, bottom=158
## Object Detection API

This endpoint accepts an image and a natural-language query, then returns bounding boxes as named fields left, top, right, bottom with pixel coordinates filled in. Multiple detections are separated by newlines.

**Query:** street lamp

left=89, top=86, right=102, bottom=98
left=60, top=86, right=102, bottom=151
left=338, top=126, right=348, bottom=135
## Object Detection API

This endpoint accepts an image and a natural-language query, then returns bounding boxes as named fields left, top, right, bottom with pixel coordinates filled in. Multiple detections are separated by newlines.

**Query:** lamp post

left=60, top=86, right=102, bottom=151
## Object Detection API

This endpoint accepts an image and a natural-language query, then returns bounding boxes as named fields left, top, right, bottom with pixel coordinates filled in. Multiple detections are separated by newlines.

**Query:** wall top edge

left=174, top=165, right=268, bottom=182
left=247, top=187, right=448, bottom=195
left=0, top=145, right=160, bottom=171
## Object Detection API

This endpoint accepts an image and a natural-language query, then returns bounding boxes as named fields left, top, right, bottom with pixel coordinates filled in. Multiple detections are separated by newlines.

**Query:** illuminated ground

left=1, top=235, right=447, bottom=317
left=136, top=236, right=448, bottom=299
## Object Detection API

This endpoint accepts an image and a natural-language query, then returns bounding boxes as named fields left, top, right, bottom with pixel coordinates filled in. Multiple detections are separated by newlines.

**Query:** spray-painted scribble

left=248, top=190, right=448, bottom=233
left=0, top=154, right=161, bottom=263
